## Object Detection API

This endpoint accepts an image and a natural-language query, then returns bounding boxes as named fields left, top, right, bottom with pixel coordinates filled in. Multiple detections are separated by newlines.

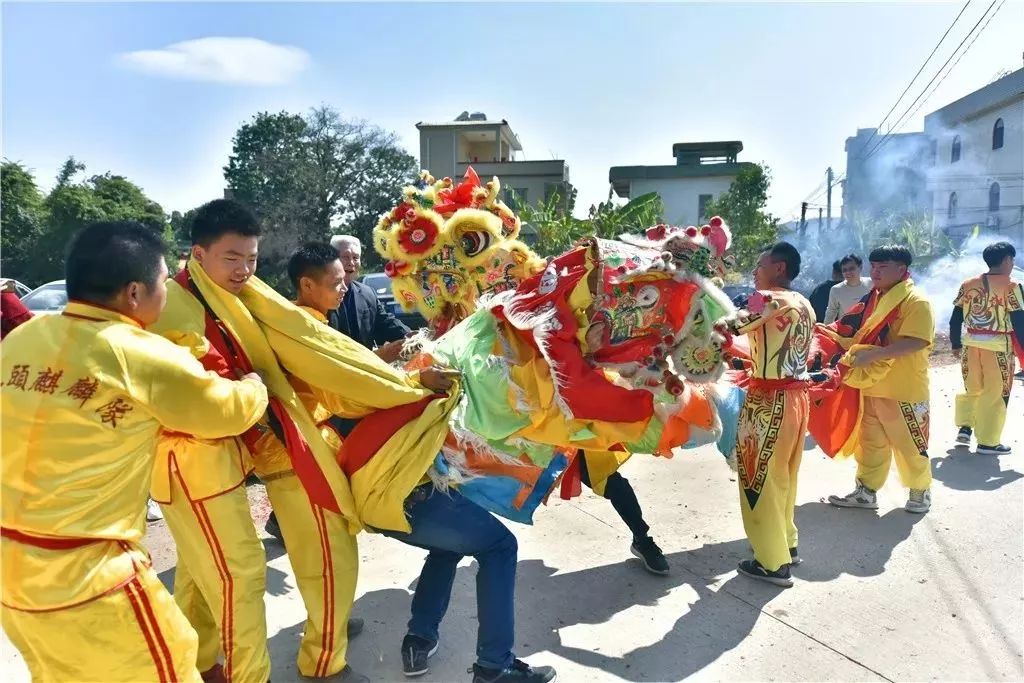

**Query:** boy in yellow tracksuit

left=150, top=201, right=369, bottom=683
left=829, top=245, right=934, bottom=514
left=950, top=241, right=1024, bottom=455
left=729, top=242, right=815, bottom=588
left=1, top=221, right=268, bottom=682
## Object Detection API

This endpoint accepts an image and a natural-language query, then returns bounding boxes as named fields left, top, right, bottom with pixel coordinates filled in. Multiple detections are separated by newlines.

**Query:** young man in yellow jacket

left=1, top=221, right=268, bottom=682
left=150, top=200, right=374, bottom=683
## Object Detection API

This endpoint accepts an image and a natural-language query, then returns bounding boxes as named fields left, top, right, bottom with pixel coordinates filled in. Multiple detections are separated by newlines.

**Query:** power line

left=852, top=0, right=974, bottom=160
left=862, top=0, right=1003, bottom=161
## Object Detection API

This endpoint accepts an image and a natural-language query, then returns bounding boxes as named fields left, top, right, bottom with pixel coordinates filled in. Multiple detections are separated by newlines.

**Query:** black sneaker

left=630, top=536, right=669, bottom=575
left=347, top=617, right=364, bottom=639
left=737, top=559, right=793, bottom=587
left=470, top=659, right=556, bottom=683
left=955, top=426, right=972, bottom=447
left=977, top=444, right=1012, bottom=455
left=401, top=633, right=438, bottom=677
left=335, top=665, right=370, bottom=683
left=789, top=547, right=802, bottom=566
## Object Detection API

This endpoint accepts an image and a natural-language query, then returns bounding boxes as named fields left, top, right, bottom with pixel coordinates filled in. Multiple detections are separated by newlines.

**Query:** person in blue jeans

left=378, top=484, right=556, bottom=683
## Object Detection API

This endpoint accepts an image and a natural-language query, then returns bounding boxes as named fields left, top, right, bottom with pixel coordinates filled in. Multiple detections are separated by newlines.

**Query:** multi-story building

left=609, top=141, right=754, bottom=226
left=842, top=129, right=934, bottom=220
left=415, top=112, right=572, bottom=216
left=925, top=68, right=1023, bottom=243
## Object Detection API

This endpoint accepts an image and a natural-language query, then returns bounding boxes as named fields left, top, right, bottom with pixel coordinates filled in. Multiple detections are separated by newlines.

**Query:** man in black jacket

left=329, top=234, right=409, bottom=362
left=808, top=260, right=842, bottom=323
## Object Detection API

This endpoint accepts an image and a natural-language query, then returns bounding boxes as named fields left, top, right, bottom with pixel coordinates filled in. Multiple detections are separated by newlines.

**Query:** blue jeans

left=379, top=485, right=517, bottom=670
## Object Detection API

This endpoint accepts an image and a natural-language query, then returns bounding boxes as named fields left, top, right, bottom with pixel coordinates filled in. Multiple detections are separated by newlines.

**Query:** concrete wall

left=627, top=176, right=736, bottom=226
left=420, top=130, right=457, bottom=178
left=926, top=97, right=1024, bottom=243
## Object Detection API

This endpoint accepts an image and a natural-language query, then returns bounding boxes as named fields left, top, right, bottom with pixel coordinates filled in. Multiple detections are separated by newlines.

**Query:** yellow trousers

left=2, top=558, right=201, bottom=682
left=263, top=471, right=359, bottom=678
left=855, top=396, right=932, bottom=491
left=955, top=346, right=1015, bottom=446
left=161, top=473, right=271, bottom=683
left=737, top=387, right=808, bottom=572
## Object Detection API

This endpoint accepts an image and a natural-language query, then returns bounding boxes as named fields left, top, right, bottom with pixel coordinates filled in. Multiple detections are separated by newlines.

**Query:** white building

left=609, top=141, right=755, bottom=227
left=416, top=112, right=572, bottom=217
left=925, top=68, right=1023, bottom=243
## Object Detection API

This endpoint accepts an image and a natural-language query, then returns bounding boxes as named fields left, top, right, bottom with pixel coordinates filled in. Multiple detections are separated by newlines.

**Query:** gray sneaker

left=828, top=482, right=878, bottom=509
left=905, top=488, right=931, bottom=513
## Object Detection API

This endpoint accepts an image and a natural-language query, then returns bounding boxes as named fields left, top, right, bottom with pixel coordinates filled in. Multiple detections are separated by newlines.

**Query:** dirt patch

left=931, top=332, right=958, bottom=367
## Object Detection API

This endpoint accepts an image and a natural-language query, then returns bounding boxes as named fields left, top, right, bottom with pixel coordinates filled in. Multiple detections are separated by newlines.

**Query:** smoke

left=915, top=231, right=1022, bottom=332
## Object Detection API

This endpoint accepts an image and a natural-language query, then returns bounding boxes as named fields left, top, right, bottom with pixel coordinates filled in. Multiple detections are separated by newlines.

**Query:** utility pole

left=826, top=166, right=834, bottom=232
left=799, top=202, right=808, bottom=236
left=818, top=207, right=824, bottom=233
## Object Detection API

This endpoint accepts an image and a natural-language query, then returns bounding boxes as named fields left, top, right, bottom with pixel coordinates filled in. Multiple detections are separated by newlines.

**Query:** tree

left=1, top=161, right=46, bottom=276
left=224, top=106, right=418, bottom=281
left=703, top=164, right=779, bottom=272
left=2, top=158, right=174, bottom=284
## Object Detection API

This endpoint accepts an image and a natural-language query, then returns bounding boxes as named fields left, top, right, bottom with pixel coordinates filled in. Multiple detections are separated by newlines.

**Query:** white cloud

left=118, top=37, right=310, bottom=86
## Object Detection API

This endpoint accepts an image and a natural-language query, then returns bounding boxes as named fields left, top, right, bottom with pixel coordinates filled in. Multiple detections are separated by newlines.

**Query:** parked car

left=722, top=284, right=754, bottom=308
left=21, top=280, right=67, bottom=315
left=3, top=279, right=33, bottom=298
left=360, top=272, right=426, bottom=330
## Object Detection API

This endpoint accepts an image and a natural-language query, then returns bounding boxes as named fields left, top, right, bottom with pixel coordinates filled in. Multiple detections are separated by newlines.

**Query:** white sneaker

left=954, top=427, right=972, bottom=447
left=976, top=444, right=1012, bottom=456
left=828, top=482, right=878, bottom=509
left=905, top=488, right=931, bottom=514
left=146, top=498, right=164, bottom=522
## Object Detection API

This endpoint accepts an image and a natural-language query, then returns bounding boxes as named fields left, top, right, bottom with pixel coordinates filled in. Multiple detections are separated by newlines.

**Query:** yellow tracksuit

left=952, top=274, right=1022, bottom=446
left=733, top=289, right=815, bottom=572
left=2, top=302, right=267, bottom=682
left=856, top=288, right=934, bottom=492
left=250, top=306, right=358, bottom=678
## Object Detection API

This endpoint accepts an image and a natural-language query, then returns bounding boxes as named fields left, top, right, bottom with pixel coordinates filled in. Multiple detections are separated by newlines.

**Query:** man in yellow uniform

left=729, top=242, right=815, bottom=588
left=950, top=241, right=1024, bottom=455
left=2, top=221, right=268, bottom=682
left=829, top=245, right=934, bottom=514
left=150, top=201, right=373, bottom=683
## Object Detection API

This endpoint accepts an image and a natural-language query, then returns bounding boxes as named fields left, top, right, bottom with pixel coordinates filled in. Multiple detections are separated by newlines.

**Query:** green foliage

left=1, top=158, right=174, bottom=284
left=519, top=189, right=664, bottom=257
left=224, top=106, right=417, bottom=281
left=703, top=164, right=778, bottom=272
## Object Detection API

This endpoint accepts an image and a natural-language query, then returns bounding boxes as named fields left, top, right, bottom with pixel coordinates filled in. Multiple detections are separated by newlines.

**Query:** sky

left=3, top=1, right=1022, bottom=224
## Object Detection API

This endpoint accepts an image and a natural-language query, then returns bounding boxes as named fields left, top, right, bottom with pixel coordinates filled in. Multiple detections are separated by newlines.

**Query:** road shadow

left=337, top=500, right=924, bottom=681
left=931, top=448, right=1023, bottom=492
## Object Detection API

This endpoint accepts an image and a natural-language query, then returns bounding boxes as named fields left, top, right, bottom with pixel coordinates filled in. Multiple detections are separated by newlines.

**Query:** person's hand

left=375, top=339, right=405, bottom=363
left=420, top=366, right=460, bottom=393
left=240, top=371, right=265, bottom=384
left=849, top=348, right=878, bottom=369
left=0, top=279, right=16, bottom=294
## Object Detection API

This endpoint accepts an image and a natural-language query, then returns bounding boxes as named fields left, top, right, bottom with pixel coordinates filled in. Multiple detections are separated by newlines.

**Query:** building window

left=504, top=187, right=527, bottom=211
left=948, top=192, right=958, bottom=219
left=951, top=135, right=961, bottom=163
left=989, top=182, right=1000, bottom=212
left=698, top=194, right=713, bottom=220
left=993, top=118, right=1004, bottom=150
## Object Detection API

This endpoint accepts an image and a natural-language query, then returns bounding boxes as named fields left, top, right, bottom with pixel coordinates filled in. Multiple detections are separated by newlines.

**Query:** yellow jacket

left=1, top=302, right=267, bottom=610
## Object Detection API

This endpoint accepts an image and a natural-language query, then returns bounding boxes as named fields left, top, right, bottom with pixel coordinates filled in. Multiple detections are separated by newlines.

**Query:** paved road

left=3, top=364, right=1022, bottom=681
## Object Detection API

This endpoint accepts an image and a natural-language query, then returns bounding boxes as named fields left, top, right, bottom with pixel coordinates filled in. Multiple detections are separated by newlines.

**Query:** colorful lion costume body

left=372, top=168, right=744, bottom=522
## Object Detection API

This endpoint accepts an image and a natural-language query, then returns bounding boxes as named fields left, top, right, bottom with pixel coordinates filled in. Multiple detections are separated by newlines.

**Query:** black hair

left=765, top=241, right=801, bottom=281
left=839, top=253, right=863, bottom=269
left=190, top=199, right=261, bottom=247
left=868, top=244, right=913, bottom=266
left=982, top=241, right=1016, bottom=268
left=831, top=260, right=842, bottom=278
left=288, top=242, right=341, bottom=290
left=65, top=221, right=166, bottom=304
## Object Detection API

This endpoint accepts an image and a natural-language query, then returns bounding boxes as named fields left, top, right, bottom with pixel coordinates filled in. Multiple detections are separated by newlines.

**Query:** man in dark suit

left=329, top=234, right=409, bottom=362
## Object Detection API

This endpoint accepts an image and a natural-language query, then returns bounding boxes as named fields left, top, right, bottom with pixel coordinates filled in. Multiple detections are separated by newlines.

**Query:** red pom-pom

left=685, top=226, right=698, bottom=238
left=700, top=225, right=711, bottom=236
left=709, top=216, right=723, bottom=228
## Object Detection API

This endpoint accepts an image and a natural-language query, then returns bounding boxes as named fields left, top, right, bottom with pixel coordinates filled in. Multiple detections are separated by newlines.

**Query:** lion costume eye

left=459, top=230, right=492, bottom=258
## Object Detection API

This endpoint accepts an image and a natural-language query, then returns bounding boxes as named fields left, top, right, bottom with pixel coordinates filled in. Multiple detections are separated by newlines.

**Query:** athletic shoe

left=828, top=482, right=878, bottom=509
left=976, top=444, right=1012, bottom=455
left=905, top=488, right=931, bottom=514
left=347, top=618, right=364, bottom=639
left=630, top=536, right=670, bottom=575
left=470, top=659, right=556, bottom=683
left=737, top=559, right=793, bottom=588
left=789, top=547, right=802, bottom=566
left=954, top=426, right=972, bottom=447
left=334, top=665, right=369, bottom=683
left=401, top=634, right=438, bottom=677
left=146, top=498, right=164, bottom=522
